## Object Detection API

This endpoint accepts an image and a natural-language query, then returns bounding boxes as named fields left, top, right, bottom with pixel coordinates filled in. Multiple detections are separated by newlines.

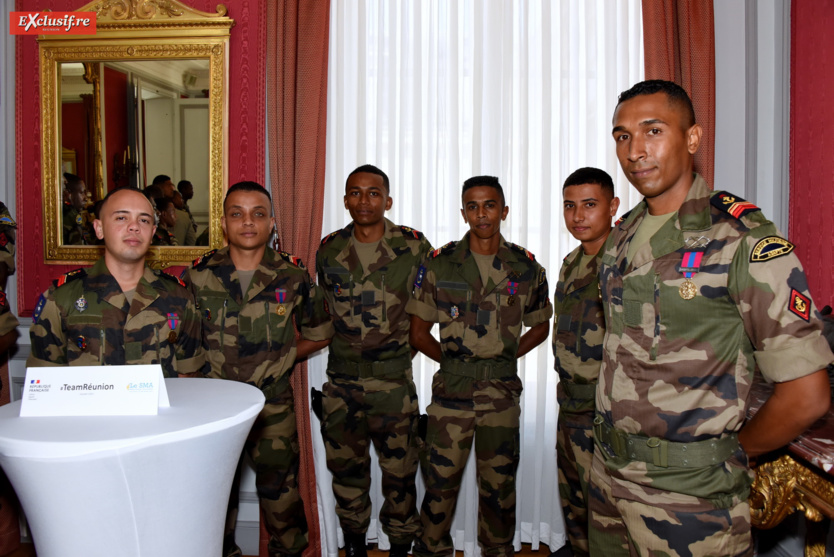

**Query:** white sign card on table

left=19, top=365, right=170, bottom=417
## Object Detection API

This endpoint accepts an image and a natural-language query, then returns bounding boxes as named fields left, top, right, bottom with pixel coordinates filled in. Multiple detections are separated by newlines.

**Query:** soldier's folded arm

left=516, top=321, right=550, bottom=358
left=408, top=314, right=441, bottom=363
left=739, top=368, right=830, bottom=457
left=173, top=297, right=206, bottom=378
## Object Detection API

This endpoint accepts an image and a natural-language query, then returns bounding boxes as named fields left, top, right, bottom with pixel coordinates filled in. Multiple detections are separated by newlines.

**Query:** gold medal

left=168, top=331, right=177, bottom=343
left=277, top=305, right=286, bottom=316
left=507, top=295, right=515, bottom=306
left=679, top=279, right=697, bottom=300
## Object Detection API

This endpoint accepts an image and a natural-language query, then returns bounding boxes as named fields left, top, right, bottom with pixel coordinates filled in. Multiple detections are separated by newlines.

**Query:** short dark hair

left=152, top=174, right=172, bottom=186
left=461, top=175, right=505, bottom=206
left=346, top=164, right=390, bottom=193
left=223, top=181, right=272, bottom=213
left=155, top=197, right=174, bottom=213
left=177, top=180, right=192, bottom=192
left=562, top=167, right=615, bottom=198
left=616, top=79, right=696, bottom=128
left=144, top=184, right=164, bottom=201
left=63, top=172, right=83, bottom=191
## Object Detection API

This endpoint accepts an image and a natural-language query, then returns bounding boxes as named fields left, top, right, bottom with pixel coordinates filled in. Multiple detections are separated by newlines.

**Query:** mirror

left=39, top=0, right=233, bottom=267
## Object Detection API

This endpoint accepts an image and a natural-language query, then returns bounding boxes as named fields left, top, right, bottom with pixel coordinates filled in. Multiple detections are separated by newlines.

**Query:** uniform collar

left=205, top=246, right=282, bottom=305
left=335, top=217, right=400, bottom=279
left=87, top=257, right=160, bottom=316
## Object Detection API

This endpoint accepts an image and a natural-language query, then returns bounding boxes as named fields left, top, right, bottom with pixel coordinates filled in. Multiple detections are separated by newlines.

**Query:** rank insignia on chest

left=76, top=336, right=87, bottom=350
left=167, top=313, right=179, bottom=330
left=450, top=305, right=460, bottom=319
left=75, top=295, right=87, bottom=312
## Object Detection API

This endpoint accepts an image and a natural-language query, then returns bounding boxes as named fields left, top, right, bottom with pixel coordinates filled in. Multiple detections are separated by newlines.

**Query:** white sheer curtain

left=309, top=2, right=644, bottom=556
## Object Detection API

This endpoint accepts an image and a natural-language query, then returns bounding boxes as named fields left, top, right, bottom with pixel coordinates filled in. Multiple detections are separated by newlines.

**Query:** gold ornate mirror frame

left=39, top=0, right=232, bottom=267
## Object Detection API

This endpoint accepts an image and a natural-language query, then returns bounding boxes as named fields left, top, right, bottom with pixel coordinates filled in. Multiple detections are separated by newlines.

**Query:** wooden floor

left=5, top=542, right=552, bottom=556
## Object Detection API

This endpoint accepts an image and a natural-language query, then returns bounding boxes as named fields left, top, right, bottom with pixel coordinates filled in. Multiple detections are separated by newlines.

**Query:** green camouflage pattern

left=28, top=257, right=204, bottom=377
left=0, top=287, right=18, bottom=338
left=0, top=201, right=17, bottom=274
left=62, top=204, right=92, bottom=245
left=552, top=245, right=605, bottom=557
left=407, top=233, right=552, bottom=557
left=184, top=246, right=333, bottom=556
left=589, top=175, right=834, bottom=556
left=184, top=246, right=332, bottom=391
left=316, top=218, right=431, bottom=542
left=320, top=371, right=420, bottom=543
left=317, top=218, right=432, bottom=362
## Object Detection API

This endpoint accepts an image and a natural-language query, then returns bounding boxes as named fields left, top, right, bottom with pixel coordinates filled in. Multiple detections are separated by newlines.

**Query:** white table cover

left=0, top=378, right=265, bottom=557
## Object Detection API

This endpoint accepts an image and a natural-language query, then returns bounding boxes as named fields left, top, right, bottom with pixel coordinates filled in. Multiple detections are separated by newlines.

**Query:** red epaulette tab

left=320, top=231, right=339, bottom=246
left=400, top=226, right=424, bottom=241
left=54, top=268, right=85, bottom=288
left=279, top=251, right=306, bottom=269
left=711, top=191, right=760, bottom=219
left=191, top=249, right=217, bottom=268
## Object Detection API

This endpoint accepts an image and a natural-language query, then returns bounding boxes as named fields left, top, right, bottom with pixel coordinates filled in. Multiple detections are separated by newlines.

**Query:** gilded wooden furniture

left=748, top=380, right=834, bottom=557
left=38, top=0, right=232, bottom=266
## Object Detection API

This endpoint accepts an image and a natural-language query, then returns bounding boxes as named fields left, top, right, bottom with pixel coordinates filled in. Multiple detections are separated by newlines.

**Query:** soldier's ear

left=610, top=196, right=621, bottom=217
left=93, top=219, right=104, bottom=240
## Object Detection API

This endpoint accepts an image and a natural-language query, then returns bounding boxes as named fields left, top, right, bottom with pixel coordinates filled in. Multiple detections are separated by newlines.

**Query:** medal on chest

left=507, top=281, right=518, bottom=306
left=276, top=289, right=287, bottom=315
left=167, top=313, right=179, bottom=343
left=678, top=251, right=704, bottom=300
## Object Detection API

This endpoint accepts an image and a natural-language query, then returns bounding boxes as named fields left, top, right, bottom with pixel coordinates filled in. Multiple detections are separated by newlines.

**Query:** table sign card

left=20, top=365, right=170, bottom=417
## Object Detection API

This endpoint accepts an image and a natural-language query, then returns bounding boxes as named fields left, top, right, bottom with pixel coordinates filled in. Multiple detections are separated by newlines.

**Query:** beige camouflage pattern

left=316, top=218, right=431, bottom=542
left=28, top=257, right=204, bottom=376
left=184, top=246, right=332, bottom=557
left=552, top=245, right=605, bottom=557
left=589, top=175, right=834, bottom=556
left=407, top=234, right=552, bottom=557
left=0, top=202, right=16, bottom=275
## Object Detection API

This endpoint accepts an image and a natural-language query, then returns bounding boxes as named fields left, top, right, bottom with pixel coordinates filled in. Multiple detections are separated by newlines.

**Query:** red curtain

left=641, top=0, right=716, bottom=187
left=265, top=1, right=331, bottom=555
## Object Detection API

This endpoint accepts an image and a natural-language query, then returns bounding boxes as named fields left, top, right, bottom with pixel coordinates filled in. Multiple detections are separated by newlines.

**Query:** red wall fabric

left=790, top=0, right=834, bottom=308
left=60, top=102, right=87, bottom=182
left=103, top=66, right=128, bottom=193
left=14, top=0, right=266, bottom=315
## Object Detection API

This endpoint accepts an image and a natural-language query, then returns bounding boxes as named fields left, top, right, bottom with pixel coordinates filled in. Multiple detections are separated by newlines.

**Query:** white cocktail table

left=0, top=378, right=264, bottom=557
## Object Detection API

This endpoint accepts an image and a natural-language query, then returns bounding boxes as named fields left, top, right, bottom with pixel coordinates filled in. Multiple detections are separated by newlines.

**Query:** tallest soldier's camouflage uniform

left=588, top=175, right=834, bottom=556
left=552, top=245, right=605, bottom=557
left=184, top=246, right=333, bottom=557
left=407, top=234, right=552, bottom=557
left=316, top=218, right=432, bottom=546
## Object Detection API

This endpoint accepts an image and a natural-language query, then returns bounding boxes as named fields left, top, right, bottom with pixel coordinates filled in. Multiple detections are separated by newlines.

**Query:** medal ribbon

left=167, top=313, right=179, bottom=329
left=680, top=251, right=704, bottom=278
left=277, top=290, right=286, bottom=303
left=507, top=281, right=518, bottom=295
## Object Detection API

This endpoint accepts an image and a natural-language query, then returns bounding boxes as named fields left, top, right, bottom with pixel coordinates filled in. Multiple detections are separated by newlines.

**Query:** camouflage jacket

left=597, top=174, right=834, bottom=498
left=317, top=218, right=432, bottom=363
left=184, top=247, right=333, bottom=393
left=28, top=257, right=205, bottom=377
left=552, top=245, right=604, bottom=414
left=0, top=202, right=16, bottom=275
left=407, top=234, right=552, bottom=363
left=63, top=204, right=92, bottom=245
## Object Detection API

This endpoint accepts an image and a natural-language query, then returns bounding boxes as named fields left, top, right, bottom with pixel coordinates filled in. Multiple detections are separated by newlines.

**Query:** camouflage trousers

left=225, top=382, right=308, bottom=557
left=588, top=451, right=753, bottom=557
left=556, top=406, right=594, bottom=557
left=413, top=372, right=522, bottom=557
left=320, top=370, right=420, bottom=543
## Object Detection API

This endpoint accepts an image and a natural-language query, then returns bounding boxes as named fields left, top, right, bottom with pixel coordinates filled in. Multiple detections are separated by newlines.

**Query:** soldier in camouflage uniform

left=0, top=203, right=16, bottom=557
left=184, top=181, right=333, bottom=557
left=316, top=164, right=432, bottom=557
left=28, top=187, right=204, bottom=377
left=589, top=80, right=833, bottom=556
left=408, top=176, right=552, bottom=557
left=552, top=168, right=619, bottom=557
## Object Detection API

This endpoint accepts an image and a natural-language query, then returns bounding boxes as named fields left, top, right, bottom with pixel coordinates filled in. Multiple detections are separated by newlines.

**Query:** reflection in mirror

left=39, top=0, right=232, bottom=267
left=59, top=60, right=211, bottom=247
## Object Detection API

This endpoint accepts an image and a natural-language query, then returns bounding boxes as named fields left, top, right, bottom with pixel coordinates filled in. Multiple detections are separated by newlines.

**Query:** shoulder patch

left=278, top=251, right=306, bottom=269
left=53, top=268, right=86, bottom=289
left=509, top=243, right=536, bottom=261
left=33, top=294, right=46, bottom=324
left=429, top=241, right=457, bottom=259
left=538, top=267, right=547, bottom=286
left=413, top=265, right=427, bottom=289
left=320, top=230, right=341, bottom=246
left=711, top=191, right=760, bottom=219
left=614, top=209, right=632, bottom=227
left=750, top=236, right=794, bottom=263
left=788, top=288, right=811, bottom=322
left=400, top=225, right=425, bottom=241
left=191, top=249, right=217, bottom=268
left=157, top=270, right=187, bottom=288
